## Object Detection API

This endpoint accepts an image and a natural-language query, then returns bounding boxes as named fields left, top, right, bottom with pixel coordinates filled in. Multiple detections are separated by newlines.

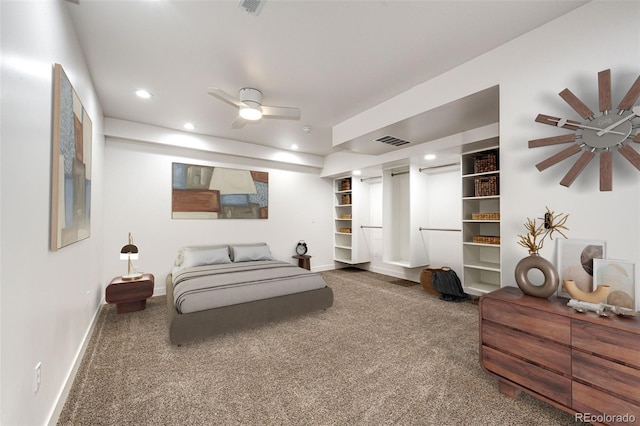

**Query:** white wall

left=103, top=137, right=334, bottom=292
left=327, top=1, right=640, bottom=288
left=0, top=2, right=105, bottom=425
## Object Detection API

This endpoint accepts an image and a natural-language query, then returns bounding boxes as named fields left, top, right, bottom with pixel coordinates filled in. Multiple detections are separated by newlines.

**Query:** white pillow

left=182, top=246, right=231, bottom=269
left=231, top=244, right=273, bottom=262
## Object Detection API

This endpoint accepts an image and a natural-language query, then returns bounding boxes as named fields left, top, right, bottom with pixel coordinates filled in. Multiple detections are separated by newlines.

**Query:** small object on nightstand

left=106, top=273, right=154, bottom=314
left=292, top=255, right=311, bottom=271
left=295, top=240, right=308, bottom=255
left=120, top=232, right=143, bottom=280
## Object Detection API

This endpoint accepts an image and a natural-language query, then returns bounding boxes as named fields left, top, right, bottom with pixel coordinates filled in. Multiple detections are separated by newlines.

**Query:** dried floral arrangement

left=517, top=207, right=569, bottom=254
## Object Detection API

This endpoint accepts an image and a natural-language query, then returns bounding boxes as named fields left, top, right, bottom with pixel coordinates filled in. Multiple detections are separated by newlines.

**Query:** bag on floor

left=431, top=268, right=470, bottom=302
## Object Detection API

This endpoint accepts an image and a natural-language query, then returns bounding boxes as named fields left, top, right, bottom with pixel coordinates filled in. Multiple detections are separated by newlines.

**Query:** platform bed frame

left=166, top=274, right=334, bottom=345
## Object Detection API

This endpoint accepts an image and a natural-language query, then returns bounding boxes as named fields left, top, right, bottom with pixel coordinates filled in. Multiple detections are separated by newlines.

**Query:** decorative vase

left=514, top=253, right=559, bottom=298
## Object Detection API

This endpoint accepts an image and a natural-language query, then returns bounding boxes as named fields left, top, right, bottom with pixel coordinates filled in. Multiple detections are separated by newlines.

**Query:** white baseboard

left=47, top=303, right=102, bottom=426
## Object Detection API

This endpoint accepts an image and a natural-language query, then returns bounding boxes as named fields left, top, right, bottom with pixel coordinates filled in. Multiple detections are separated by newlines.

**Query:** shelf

left=463, top=260, right=501, bottom=272
left=463, top=242, right=500, bottom=248
left=464, top=281, right=500, bottom=296
left=335, top=258, right=360, bottom=265
left=385, top=259, right=413, bottom=268
left=462, top=145, right=501, bottom=293
left=462, top=195, right=500, bottom=201
left=332, top=176, right=371, bottom=265
left=462, top=170, right=500, bottom=178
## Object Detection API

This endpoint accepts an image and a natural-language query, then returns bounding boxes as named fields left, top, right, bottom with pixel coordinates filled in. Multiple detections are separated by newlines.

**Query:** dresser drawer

left=482, top=345, right=571, bottom=406
left=573, top=350, right=640, bottom=405
left=572, top=320, right=640, bottom=369
left=573, top=381, right=640, bottom=425
left=481, top=298, right=570, bottom=344
left=482, top=320, right=571, bottom=374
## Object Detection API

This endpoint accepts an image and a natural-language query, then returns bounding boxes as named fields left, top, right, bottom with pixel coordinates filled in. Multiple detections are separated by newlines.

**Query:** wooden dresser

left=480, top=287, right=640, bottom=426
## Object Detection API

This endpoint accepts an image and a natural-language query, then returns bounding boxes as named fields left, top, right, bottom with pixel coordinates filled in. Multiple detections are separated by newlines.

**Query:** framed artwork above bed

left=172, top=162, right=268, bottom=219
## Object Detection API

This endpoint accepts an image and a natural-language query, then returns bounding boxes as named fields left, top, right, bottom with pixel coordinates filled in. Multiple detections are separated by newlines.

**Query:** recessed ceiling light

left=135, top=89, right=152, bottom=99
left=183, top=123, right=196, bottom=130
left=291, top=144, right=299, bottom=150
left=352, top=170, right=362, bottom=176
left=424, top=154, right=436, bottom=160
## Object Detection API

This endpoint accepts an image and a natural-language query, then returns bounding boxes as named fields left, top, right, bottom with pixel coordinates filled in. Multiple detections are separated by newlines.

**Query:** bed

left=166, top=242, right=333, bottom=345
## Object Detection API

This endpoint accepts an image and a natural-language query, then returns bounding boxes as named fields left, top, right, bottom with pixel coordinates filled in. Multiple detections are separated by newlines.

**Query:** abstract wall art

left=50, top=63, right=92, bottom=251
left=172, top=162, right=268, bottom=219
left=556, top=239, right=606, bottom=299
left=593, top=258, right=637, bottom=311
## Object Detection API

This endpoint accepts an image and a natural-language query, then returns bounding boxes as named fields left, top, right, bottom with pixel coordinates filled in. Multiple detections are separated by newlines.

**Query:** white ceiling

left=66, top=0, right=587, bottom=157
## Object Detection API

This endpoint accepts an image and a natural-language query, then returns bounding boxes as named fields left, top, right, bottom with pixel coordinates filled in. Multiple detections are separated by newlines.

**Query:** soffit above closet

left=337, top=86, right=500, bottom=156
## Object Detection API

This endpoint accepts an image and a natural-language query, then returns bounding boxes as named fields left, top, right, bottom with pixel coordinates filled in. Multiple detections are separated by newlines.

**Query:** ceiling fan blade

left=207, top=87, right=245, bottom=108
left=599, top=151, right=612, bottom=191
left=617, top=75, right=640, bottom=111
left=535, top=144, right=582, bottom=171
left=261, top=105, right=301, bottom=119
left=635, top=133, right=640, bottom=143
left=618, top=144, right=640, bottom=171
left=535, top=114, right=580, bottom=131
left=598, top=69, right=612, bottom=112
left=231, top=116, right=247, bottom=129
left=559, top=88, right=594, bottom=120
left=528, top=134, right=576, bottom=148
left=559, top=151, right=594, bottom=187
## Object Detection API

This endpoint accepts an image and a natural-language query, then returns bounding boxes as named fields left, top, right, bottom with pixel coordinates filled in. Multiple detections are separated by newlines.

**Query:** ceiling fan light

left=239, top=105, right=262, bottom=121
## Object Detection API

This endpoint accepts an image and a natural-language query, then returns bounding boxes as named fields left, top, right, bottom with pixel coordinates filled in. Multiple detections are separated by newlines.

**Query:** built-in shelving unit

left=461, top=145, right=501, bottom=296
left=334, top=176, right=370, bottom=264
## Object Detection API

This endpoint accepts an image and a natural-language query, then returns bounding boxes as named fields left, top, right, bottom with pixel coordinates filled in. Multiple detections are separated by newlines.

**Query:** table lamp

left=120, top=232, right=142, bottom=280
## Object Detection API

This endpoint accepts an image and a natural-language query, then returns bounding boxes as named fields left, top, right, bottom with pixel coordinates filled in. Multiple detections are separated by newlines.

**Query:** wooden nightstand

left=292, top=255, right=311, bottom=270
left=106, top=273, right=154, bottom=314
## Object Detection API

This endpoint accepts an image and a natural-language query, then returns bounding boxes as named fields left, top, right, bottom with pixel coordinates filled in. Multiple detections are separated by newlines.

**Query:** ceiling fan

left=207, top=87, right=301, bottom=129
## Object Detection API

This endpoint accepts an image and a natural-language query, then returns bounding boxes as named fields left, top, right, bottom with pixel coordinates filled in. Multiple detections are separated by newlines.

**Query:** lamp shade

left=120, top=243, right=139, bottom=260
left=120, top=233, right=142, bottom=280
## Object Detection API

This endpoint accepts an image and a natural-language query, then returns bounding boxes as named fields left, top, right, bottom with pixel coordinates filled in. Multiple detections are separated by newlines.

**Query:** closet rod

left=361, top=225, right=383, bottom=229
left=391, top=171, right=410, bottom=177
left=419, top=227, right=461, bottom=232
left=419, top=162, right=460, bottom=172
left=360, top=176, right=382, bottom=182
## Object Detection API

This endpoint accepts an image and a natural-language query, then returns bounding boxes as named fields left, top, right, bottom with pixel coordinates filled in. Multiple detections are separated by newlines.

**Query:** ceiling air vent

left=375, top=135, right=412, bottom=147
left=238, top=0, right=266, bottom=16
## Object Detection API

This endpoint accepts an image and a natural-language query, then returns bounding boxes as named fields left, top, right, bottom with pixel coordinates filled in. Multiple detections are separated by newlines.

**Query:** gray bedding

left=172, top=260, right=327, bottom=314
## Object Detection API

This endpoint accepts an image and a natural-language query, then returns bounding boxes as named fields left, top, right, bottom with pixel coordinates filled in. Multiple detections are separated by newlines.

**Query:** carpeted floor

left=58, top=268, right=577, bottom=425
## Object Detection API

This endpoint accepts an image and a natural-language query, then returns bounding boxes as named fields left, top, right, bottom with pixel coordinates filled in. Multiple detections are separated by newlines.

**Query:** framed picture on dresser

left=556, top=239, right=606, bottom=299
left=593, top=258, right=637, bottom=312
